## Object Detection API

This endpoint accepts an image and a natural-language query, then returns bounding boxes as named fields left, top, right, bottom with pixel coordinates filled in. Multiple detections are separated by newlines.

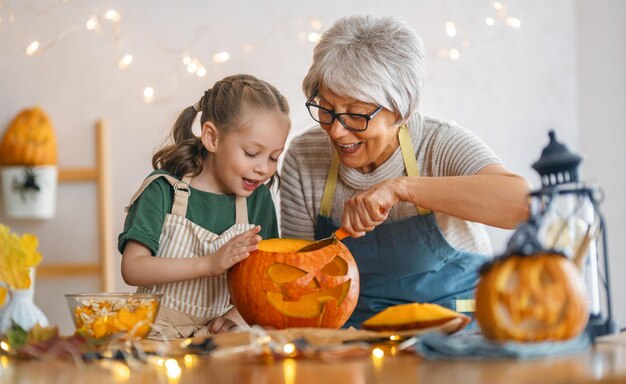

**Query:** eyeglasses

left=305, top=91, right=383, bottom=132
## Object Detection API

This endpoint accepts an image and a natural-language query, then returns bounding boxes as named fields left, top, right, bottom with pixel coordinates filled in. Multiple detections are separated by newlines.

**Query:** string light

left=143, top=87, right=155, bottom=103
left=104, top=10, right=121, bottom=22
left=505, top=16, right=521, bottom=28
left=164, top=359, right=181, bottom=379
left=445, top=21, right=457, bottom=37
left=25, top=40, right=39, bottom=55
left=212, top=51, right=230, bottom=63
left=196, top=67, right=207, bottom=77
left=307, top=32, right=321, bottom=43
left=448, top=48, right=460, bottom=61
left=0, top=341, right=10, bottom=352
left=485, top=17, right=495, bottom=26
left=85, top=15, right=98, bottom=31
left=118, top=54, right=133, bottom=69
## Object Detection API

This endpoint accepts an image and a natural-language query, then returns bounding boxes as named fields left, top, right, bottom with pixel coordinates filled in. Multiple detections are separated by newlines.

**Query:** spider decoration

left=12, top=167, right=42, bottom=202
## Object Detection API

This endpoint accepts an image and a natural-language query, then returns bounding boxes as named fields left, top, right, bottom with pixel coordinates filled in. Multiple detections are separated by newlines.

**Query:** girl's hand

left=341, top=180, right=396, bottom=237
left=205, top=225, right=261, bottom=276
left=206, top=316, right=240, bottom=334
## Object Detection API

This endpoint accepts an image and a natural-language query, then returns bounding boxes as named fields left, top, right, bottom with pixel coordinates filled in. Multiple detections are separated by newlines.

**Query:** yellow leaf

left=0, top=286, right=7, bottom=307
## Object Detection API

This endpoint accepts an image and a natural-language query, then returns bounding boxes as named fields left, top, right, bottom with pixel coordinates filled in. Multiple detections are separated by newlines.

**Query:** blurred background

left=0, top=0, right=623, bottom=335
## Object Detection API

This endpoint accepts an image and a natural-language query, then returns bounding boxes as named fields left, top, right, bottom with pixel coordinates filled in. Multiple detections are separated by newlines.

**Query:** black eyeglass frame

left=305, top=91, right=384, bottom=132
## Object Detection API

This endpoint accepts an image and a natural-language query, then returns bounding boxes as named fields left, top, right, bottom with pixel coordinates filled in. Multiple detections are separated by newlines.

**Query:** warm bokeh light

left=283, top=358, right=296, bottom=384
left=143, top=87, right=155, bottom=103
left=26, top=40, right=39, bottom=55
left=165, top=359, right=181, bottom=380
left=104, top=10, right=121, bottom=22
left=196, top=67, right=207, bottom=77
left=449, top=48, right=460, bottom=61
left=0, top=341, right=10, bottom=352
left=118, top=54, right=133, bottom=69
left=485, top=17, right=495, bottom=26
left=505, top=17, right=521, bottom=28
left=493, top=1, right=503, bottom=10
left=283, top=342, right=296, bottom=355
left=445, top=21, right=457, bottom=37
left=85, top=15, right=98, bottom=30
left=212, top=51, right=230, bottom=63
left=372, top=347, right=384, bottom=359
left=308, top=32, right=321, bottom=43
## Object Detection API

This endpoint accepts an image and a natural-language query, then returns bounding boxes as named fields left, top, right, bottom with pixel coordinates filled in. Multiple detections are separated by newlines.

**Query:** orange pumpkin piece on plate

left=362, top=302, right=470, bottom=332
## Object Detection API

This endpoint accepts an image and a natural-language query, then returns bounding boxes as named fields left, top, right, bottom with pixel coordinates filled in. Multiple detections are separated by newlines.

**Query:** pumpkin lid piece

left=362, top=302, right=470, bottom=332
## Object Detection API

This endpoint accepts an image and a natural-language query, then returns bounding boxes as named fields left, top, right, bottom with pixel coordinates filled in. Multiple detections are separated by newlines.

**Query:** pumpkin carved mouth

left=265, top=280, right=352, bottom=318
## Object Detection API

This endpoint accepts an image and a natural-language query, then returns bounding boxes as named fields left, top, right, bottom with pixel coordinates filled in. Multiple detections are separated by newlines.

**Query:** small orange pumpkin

left=227, top=238, right=360, bottom=329
left=475, top=252, right=589, bottom=342
left=0, top=107, right=58, bottom=166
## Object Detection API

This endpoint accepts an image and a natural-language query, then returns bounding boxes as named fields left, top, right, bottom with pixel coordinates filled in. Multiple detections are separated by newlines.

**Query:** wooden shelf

left=36, top=119, right=114, bottom=292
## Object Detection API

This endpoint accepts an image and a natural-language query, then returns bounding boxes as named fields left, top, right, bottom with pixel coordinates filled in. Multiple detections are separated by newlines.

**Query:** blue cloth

left=415, top=331, right=592, bottom=360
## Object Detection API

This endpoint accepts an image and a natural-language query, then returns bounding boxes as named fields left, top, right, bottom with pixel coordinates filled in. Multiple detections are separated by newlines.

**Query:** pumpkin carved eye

left=267, top=263, right=307, bottom=284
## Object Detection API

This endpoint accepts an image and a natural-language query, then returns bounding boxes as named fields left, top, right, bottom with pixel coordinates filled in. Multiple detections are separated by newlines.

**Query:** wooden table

left=3, top=332, right=625, bottom=384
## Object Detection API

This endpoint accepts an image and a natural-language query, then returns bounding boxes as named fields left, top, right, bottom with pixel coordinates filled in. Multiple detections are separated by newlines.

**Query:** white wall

left=0, top=0, right=622, bottom=335
left=577, top=0, right=626, bottom=331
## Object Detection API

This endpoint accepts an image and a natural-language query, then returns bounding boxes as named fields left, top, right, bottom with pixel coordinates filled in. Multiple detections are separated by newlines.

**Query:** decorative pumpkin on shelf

left=0, top=106, right=59, bottom=219
left=227, top=238, right=359, bottom=329
left=474, top=223, right=589, bottom=342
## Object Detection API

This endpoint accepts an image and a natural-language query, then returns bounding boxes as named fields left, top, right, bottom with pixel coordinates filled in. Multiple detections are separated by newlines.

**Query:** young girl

left=119, top=74, right=290, bottom=339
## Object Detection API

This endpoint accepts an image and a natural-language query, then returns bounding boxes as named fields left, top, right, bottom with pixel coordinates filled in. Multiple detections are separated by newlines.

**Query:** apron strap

left=320, top=152, right=340, bottom=218
left=319, top=125, right=430, bottom=217
left=398, top=125, right=431, bottom=216
left=124, top=173, right=192, bottom=218
left=234, top=196, right=249, bottom=224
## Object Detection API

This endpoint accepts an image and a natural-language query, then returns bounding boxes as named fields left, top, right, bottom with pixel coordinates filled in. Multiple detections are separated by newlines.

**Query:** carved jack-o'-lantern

left=227, top=238, right=359, bottom=329
left=0, top=106, right=58, bottom=166
left=475, top=252, right=589, bottom=342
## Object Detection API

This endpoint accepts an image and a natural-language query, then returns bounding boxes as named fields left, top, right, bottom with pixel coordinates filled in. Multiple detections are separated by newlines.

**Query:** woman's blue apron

left=315, top=125, right=489, bottom=329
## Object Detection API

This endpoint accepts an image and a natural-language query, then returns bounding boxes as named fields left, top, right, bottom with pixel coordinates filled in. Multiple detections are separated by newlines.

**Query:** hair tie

left=192, top=100, right=201, bottom=112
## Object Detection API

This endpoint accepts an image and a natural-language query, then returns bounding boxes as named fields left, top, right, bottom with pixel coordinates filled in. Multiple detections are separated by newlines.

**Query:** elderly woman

left=280, top=15, right=530, bottom=329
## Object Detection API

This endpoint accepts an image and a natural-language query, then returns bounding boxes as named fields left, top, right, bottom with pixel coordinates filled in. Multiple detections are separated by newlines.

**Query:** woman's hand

left=341, top=179, right=398, bottom=237
left=205, top=226, right=262, bottom=276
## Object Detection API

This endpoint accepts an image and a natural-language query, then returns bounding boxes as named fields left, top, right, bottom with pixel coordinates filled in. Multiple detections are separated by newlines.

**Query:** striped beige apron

left=125, top=174, right=254, bottom=339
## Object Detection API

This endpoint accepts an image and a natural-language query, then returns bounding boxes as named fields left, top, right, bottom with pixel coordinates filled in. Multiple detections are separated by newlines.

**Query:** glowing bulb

left=389, top=334, right=400, bottom=341
left=86, top=15, right=98, bottom=30
left=283, top=343, right=296, bottom=355
left=113, top=362, right=130, bottom=381
left=372, top=347, right=384, bottom=359
left=104, top=10, right=121, bottom=22
left=445, top=21, right=456, bottom=37
left=183, top=354, right=196, bottom=368
left=448, top=48, right=460, bottom=61
left=493, top=1, right=503, bottom=10
left=310, top=18, right=322, bottom=30
left=182, top=56, right=192, bottom=65
left=143, top=87, right=154, bottom=103
left=164, top=359, right=181, bottom=379
left=118, top=54, right=133, bottom=69
left=26, top=41, right=39, bottom=55
left=505, top=17, right=521, bottom=28
left=196, top=66, right=207, bottom=77
left=485, top=17, right=495, bottom=26
left=308, top=32, right=321, bottom=43
left=212, top=51, right=230, bottom=63
left=0, top=341, right=10, bottom=352
left=187, top=62, right=198, bottom=73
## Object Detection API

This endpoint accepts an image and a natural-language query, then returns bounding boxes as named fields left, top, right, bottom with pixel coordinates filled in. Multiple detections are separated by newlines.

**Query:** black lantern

left=529, top=130, right=618, bottom=339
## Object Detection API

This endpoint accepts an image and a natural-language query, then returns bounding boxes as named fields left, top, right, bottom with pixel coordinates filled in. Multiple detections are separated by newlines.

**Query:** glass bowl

left=65, top=292, right=163, bottom=339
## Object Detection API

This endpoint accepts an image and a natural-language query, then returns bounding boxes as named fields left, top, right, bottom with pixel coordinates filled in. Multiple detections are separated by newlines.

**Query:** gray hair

left=302, top=15, right=426, bottom=125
